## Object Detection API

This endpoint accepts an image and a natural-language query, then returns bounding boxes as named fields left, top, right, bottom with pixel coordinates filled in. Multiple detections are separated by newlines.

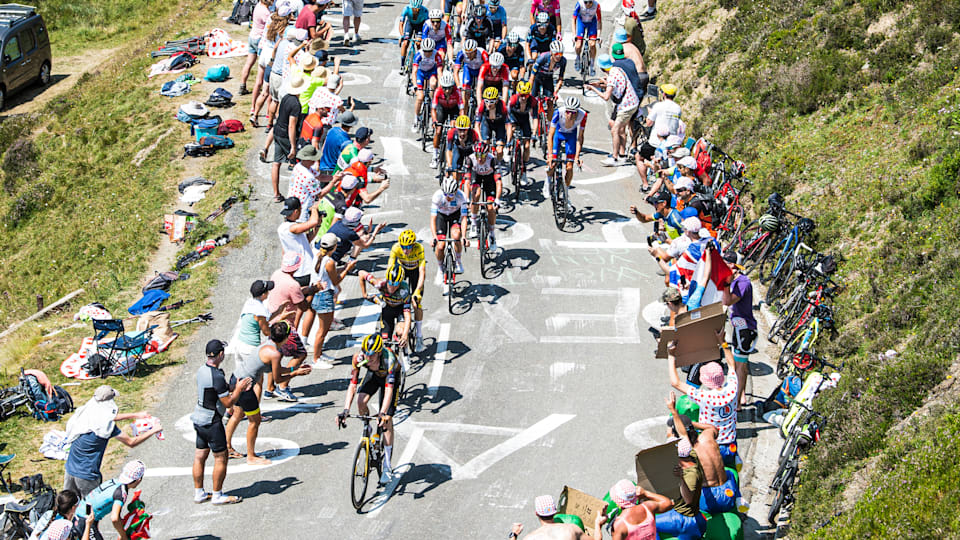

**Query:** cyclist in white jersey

left=430, top=175, right=470, bottom=285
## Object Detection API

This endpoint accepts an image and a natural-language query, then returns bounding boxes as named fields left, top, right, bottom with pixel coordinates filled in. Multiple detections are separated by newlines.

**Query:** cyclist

left=525, top=12, right=558, bottom=59
left=446, top=114, right=482, bottom=175
left=359, top=265, right=412, bottom=350
left=454, top=39, right=488, bottom=106
left=431, top=72, right=464, bottom=169
left=497, top=32, right=529, bottom=86
left=586, top=54, right=639, bottom=166
left=547, top=96, right=587, bottom=196
left=422, top=9, right=454, bottom=62
left=466, top=141, right=503, bottom=248
left=399, top=0, right=428, bottom=70
left=530, top=0, right=562, bottom=34
left=506, top=80, right=535, bottom=181
left=388, top=229, right=427, bottom=352
left=477, top=52, right=509, bottom=108
left=338, top=334, right=401, bottom=485
left=475, top=86, right=510, bottom=162
left=531, top=40, right=567, bottom=132
left=412, top=38, right=443, bottom=133
left=461, top=5, right=494, bottom=51
left=486, top=0, right=508, bottom=49
left=572, top=0, right=602, bottom=76
left=430, top=175, right=469, bottom=283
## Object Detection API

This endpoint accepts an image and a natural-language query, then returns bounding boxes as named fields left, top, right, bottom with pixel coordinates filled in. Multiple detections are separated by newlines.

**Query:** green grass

left=38, top=0, right=187, bottom=52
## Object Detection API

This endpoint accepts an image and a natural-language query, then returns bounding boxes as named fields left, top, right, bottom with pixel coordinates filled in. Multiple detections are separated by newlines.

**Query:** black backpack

left=82, top=354, right=113, bottom=379
left=183, top=143, right=217, bottom=159
left=143, top=271, right=181, bottom=293
left=227, top=0, right=257, bottom=24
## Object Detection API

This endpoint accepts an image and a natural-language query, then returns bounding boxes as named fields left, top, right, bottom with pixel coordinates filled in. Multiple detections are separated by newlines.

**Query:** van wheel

left=0, top=86, right=5, bottom=110
left=38, top=61, right=51, bottom=86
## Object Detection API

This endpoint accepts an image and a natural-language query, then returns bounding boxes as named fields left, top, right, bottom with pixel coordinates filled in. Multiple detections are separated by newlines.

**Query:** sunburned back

left=695, top=432, right=727, bottom=487
left=526, top=523, right=585, bottom=540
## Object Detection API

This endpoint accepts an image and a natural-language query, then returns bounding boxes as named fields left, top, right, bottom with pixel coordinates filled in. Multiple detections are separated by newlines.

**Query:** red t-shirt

left=295, top=8, right=317, bottom=30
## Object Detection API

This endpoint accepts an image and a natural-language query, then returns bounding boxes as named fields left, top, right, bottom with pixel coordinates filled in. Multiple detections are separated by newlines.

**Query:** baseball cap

left=671, top=146, right=691, bottom=159
left=344, top=207, right=363, bottom=226
left=205, top=339, right=226, bottom=357
left=341, top=174, right=359, bottom=190
left=678, top=156, right=697, bottom=169
left=674, top=177, right=695, bottom=192
left=280, top=196, right=302, bottom=217
left=94, top=385, right=117, bottom=402
left=250, top=279, right=275, bottom=297
left=277, top=4, right=293, bottom=17
left=534, top=495, right=558, bottom=517
left=319, top=233, right=339, bottom=249
left=118, top=460, right=146, bottom=484
left=611, top=43, right=625, bottom=60
left=614, top=28, right=628, bottom=43
left=337, top=110, right=358, bottom=127
left=722, top=250, right=741, bottom=265
left=355, top=126, right=373, bottom=141
left=651, top=192, right=671, bottom=206
left=681, top=215, right=701, bottom=233
left=700, top=361, right=725, bottom=389
left=358, top=148, right=374, bottom=163
left=609, top=479, right=638, bottom=509
left=281, top=252, right=302, bottom=272
left=293, top=28, right=308, bottom=42
left=658, top=127, right=672, bottom=138
left=665, top=135, right=682, bottom=147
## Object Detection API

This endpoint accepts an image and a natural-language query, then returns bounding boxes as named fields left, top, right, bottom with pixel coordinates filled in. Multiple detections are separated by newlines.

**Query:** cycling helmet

left=482, top=86, right=500, bottom=100
left=758, top=214, right=780, bottom=232
left=767, top=192, right=784, bottom=209
left=455, top=114, right=471, bottom=129
left=463, top=39, right=478, bottom=52
left=429, top=7, right=443, bottom=19
left=441, top=175, right=460, bottom=195
left=596, top=53, right=613, bottom=71
left=398, top=228, right=417, bottom=247
left=661, top=83, right=678, bottom=97
left=798, top=217, right=816, bottom=233
left=490, top=52, right=505, bottom=69
left=490, top=0, right=501, bottom=5
left=474, top=141, right=489, bottom=154
left=385, top=264, right=406, bottom=284
left=409, top=0, right=423, bottom=8
left=440, top=72, right=456, bottom=87
left=563, top=96, right=581, bottom=110
left=474, top=5, right=486, bottom=18
left=361, top=333, right=383, bottom=354
left=422, top=37, right=436, bottom=51
left=507, top=31, right=520, bottom=45
left=536, top=11, right=550, bottom=24
left=516, top=80, right=532, bottom=94
left=549, top=40, right=564, bottom=54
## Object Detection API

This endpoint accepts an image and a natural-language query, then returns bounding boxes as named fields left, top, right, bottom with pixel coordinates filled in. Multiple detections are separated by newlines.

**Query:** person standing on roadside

left=722, top=251, right=757, bottom=409
left=317, top=111, right=358, bottom=183
left=239, top=0, right=273, bottom=96
left=267, top=74, right=308, bottom=202
left=264, top=252, right=312, bottom=401
left=646, top=83, right=682, bottom=146
left=191, top=340, right=251, bottom=505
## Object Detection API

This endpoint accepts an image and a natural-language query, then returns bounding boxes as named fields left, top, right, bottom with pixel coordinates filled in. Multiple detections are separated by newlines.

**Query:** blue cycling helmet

left=597, top=54, right=614, bottom=71
left=409, top=0, right=423, bottom=7
left=614, top=28, right=629, bottom=43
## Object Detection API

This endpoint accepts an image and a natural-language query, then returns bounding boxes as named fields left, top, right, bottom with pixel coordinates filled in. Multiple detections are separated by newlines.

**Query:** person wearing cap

left=335, top=168, right=389, bottom=210
left=610, top=42, right=643, bottom=100
left=606, top=479, right=672, bottom=540
left=666, top=392, right=742, bottom=515
left=317, top=110, right=356, bottom=183
left=264, top=73, right=307, bottom=202
left=653, top=434, right=706, bottom=540
left=646, top=82, right=682, bottom=146
left=722, top=252, right=757, bottom=409
left=278, top=195, right=321, bottom=284
left=586, top=54, right=639, bottom=167
left=75, top=460, right=148, bottom=540
left=631, top=190, right=692, bottom=239
left=63, top=387, right=160, bottom=499
left=334, top=126, right=375, bottom=172
left=191, top=340, right=252, bottom=504
left=341, top=148, right=389, bottom=196
left=264, top=252, right=312, bottom=400
left=660, top=286, right=686, bottom=326
left=509, top=494, right=604, bottom=539
left=290, top=146, right=337, bottom=231
left=647, top=214, right=702, bottom=285
left=328, top=206, right=385, bottom=263
left=286, top=43, right=328, bottom=114
left=307, top=233, right=355, bottom=366
left=229, top=280, right=279, bottom=376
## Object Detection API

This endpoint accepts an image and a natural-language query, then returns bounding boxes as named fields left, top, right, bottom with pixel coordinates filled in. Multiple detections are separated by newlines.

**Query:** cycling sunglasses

left=386, top=279, right=403, bottom=287
left=400, top=244, right=415, bottom=251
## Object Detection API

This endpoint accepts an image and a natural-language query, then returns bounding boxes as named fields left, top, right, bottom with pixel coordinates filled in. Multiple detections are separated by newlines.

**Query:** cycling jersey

left=531, top=0, right=561, bottom=18
left=476, top=99, right=509, bottom=124
left=478, top=62, right=510, bottom=86
left=446, top=127, right=481, bottom=150
left=431, top=189, right=470, bottom=216
left=497, top=43, right=527, bottom=69
left=468, top=151, right=498, bottom=176
left=550, top=107, right=587, bottom=133
left=532, top=52, right=567, bottom=80
left=414, top=50, right=443, bottom=72
left=421, top=20, right=451, bottom=47
left=455, top=49, right=488, bottom=73
left=365, top=273, right=412, bottom=310
left=350, top=348, right=399, bottom=387
left=400, top=6, right=429, bottom=27
left=463, top=18, right=494, bottom=48
left=572, top=0, right=600, bottom=22
left=388, top=242, right=426, bottom=270
left=486, top=5, right=507, bottom=29
left=433, top=87, right=464, bottom=110
left=508, top=93, right=536, bottom=117
left=527, top=24, right=557, bottom=54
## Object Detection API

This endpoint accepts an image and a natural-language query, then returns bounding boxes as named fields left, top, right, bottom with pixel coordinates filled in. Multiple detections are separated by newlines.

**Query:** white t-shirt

left=688, top=372, right=739, bottom=444
left=647, top=99, right=683, bottom=145
left=277, top=221, right=315, bottom=278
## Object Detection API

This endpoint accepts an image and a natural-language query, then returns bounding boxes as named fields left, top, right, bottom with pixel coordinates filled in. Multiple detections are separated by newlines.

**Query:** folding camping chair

left=92, top=319, right=156, bottom=381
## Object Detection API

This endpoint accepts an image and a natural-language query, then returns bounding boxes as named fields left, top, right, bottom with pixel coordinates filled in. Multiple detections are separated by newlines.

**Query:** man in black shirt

left=269, top=75, right=308, bottom=202
left=191, top=339, right=252, bottom=505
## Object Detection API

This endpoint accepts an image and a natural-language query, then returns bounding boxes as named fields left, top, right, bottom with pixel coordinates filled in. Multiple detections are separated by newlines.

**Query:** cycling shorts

left=731, top=317, right=758, bottom=360
left=435, top=211, right=463, bottom=238
left=357, top=371, right=399, bottom=416
left=416, top=66, right=438, bottom=89
left=449, top=145, right=474, bottom=169
left=575, top=19, right=598, bottom=39
left=459, top=67, right=480, bottom=87
left=509, top=111, right=532, bottom=137
left=380, top=304, right=406, bottom=341
left=552, top=129, right=577, bottom=158
left=402, top=19, right=426, bottom=39
left=443, top=0, right=455, bottom=15
left=480, top=118, right=508, bottom=144
left=237, top=388, right=261, bottom=416
left=405, top=268, right=423, bottom=301
left=194, top=420, right=228, bottom=453
left=531, top=76, right=555, bottom=98
left=436, top=105, right=460, bottom=126
left=472, top=173, right=498, bottom=200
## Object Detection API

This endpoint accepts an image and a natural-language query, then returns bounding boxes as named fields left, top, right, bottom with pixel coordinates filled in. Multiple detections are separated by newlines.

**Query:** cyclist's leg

left=574, top=19, right=585, bottom=57
left=561, top=131, right=576, bottom=185
left=380, top=305, right=400, bottom=341
left=483, top=175, right=498, bottom=228
left=587, top=22, right=598, bottom=63
left=400, top=19, right=413, bottom=64
left=493, top=121, right=507, bottom=161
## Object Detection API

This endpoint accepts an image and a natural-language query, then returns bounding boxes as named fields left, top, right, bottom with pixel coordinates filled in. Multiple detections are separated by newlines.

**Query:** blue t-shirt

left=319, top=127, right=351, bottom=171
left=401, top=5, right=429, bottom=25
left=329, top=221, right=360, bottom=262
left=65, top=426, right=122, bottom=481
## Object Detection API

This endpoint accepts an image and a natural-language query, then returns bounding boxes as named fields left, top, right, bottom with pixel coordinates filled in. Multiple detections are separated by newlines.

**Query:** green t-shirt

left=672, top=452, right=704, bottom=517
left=335, top=143, right=359, bottom=172
left=317, top=196, right=336, bottom=237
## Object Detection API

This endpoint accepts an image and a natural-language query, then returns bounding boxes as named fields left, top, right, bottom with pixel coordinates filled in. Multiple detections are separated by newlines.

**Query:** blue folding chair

left=92, top=319, right=156, bottom=380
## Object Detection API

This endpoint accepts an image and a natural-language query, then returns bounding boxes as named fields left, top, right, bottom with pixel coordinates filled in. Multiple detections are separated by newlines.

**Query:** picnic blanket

left=59, top=336, right=160, bottom=380
left=206, top=28, right=247, bottom=58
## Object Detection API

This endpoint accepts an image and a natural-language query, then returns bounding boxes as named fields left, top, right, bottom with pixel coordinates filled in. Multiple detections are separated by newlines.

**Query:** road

left=133, top=0, right=680, bottom=537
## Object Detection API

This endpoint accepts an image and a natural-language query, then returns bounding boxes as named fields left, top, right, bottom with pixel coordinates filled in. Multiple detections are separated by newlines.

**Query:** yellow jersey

left=388, top=242, right=426, bottom=271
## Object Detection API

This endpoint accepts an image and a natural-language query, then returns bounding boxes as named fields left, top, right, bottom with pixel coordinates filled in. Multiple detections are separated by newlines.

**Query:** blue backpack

left=198, top=135, right=235, bottom=149
left=21, top=374, right=74, bottom=421
left=159, top=81, right=191, bottom=97
left=204, top=64, right=230, bottom=82
left=191, top=117, right=222, bottom=141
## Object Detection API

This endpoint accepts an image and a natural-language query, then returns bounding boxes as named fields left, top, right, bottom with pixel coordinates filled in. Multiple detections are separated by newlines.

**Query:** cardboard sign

left=635, top=440, right=681, bottom=500
left=557, top=486, right=606, bottom=530
left=655, top=302, right=727, bottom=367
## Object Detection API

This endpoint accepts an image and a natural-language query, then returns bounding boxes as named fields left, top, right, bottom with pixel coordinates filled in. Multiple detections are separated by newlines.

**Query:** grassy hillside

left=646, top=0, right=960, bottom=535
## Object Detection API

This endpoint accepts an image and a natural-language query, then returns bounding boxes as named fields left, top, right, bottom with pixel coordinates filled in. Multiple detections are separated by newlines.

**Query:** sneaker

left=468, top=222, right=478, bottom=239
left=430, top=156, right=440, bottom=169
left=442, top=283, right=450, bottom=296
left=330, top=319, right=346, bottom=331
left=262, top=390, right=277, bottom=399
left=574, top=56, right=582, bottom=72
left=415, top=334, right=425, bottom=353
left=276, top=388, right=298, bottom=402
left=379, top=469, right=392, bottom=485
left=194, top=490, right=212, bottom=504
left=238, top=86, right=251, bottom=96
left=521, top=173, right=530, bottom=186
left=638, top=7, right=656, bottom=20
left=411, top=122, right=419, bottom=133
left=312, top=358, right=335, bottom=369
left=602, top=156, right=623, bottom=166
left=354, top=32, right=361, bottom=43
left=343, top=34, right=351, bottom=46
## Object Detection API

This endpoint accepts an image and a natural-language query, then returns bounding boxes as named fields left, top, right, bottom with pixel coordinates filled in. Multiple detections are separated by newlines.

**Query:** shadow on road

left=229, top=475, right=301, bottom=499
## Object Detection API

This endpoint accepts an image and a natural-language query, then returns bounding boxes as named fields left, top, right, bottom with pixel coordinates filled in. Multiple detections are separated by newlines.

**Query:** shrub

left=1, top=138, right=39, bottom=195
left=5, top=182, right=53, bottom=228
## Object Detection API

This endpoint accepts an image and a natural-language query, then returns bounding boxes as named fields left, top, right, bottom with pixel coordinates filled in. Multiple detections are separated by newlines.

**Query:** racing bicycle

left=549, top=153, right=571, bottom=229
left=474, top=200, right=498, bottom=277
left=344, top=414, right=387, bottom=510
left=508, top=135, right=530, bottom=203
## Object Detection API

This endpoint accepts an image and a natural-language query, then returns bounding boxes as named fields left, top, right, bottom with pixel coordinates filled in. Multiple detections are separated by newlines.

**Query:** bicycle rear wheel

left=445, top=246, right=456, bottom=314
left=350, top=440, right=370, bottom=510
left=510, top=139, right=521, bottom=202
left=478, top=214, right=489, bottom=277
left=764, top=260, right=794, bottom=306
left=420, top=100, right=431, bottom=152
left=539, top=111, right=548, bottom=160
left=718, top=205, right=745, bottom=245
left=552, top=169, right=567, bottom=230
left=767, top=459, right=798, bottom=525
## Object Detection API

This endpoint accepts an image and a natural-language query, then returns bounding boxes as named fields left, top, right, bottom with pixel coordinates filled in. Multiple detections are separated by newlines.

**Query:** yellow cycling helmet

left=361, top=333, right=383, bottom=355
left=661, top=83, right=678, bottom=97
left=455, top=114, right=471, bottom=129
left=398, top=228, right=417, bottom=247
left=516, top=81, right=532, bottom=95
left=482, top=86, right=500, bottom=100
left=386, top=264, right=406, bottom=284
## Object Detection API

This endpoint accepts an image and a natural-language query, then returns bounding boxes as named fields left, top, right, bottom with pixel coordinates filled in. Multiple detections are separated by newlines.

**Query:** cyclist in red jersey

left=506, top=80, right=536, bottom=178
left=476, top=52, right=510, bottom=109
left=431, top=72, right=465, bottom=168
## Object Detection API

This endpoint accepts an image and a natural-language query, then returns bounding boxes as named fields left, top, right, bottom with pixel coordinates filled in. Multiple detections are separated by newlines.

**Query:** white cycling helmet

left=549, top=40, right=564, bottom=54
left=563, top=96, right=580, bottom=110
left=440, top=72, right=456, bottom=87
left=429, top=7, right=442, bottom=19
left=489, top=52, right=504, bottom=69
left=535, top=11, right=550, bottom=24
left=441, top=175, right=460, bottom=195
left=507, top=31, right=521, bottom=44
left=463, top=38, right=478, bottom=52
left=422, top=37, right=436, bottom=51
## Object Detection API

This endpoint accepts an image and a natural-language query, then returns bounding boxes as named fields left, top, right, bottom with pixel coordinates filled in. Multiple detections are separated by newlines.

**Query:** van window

left=20, top=29, right=35, bottom=53
left=4, top=37, right=21, bottom=63
left=35, top=24, right=47, bottom=46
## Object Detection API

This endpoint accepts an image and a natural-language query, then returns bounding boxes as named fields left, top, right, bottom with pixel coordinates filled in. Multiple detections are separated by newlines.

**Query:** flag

left=686, top=240, right=733, bottom=310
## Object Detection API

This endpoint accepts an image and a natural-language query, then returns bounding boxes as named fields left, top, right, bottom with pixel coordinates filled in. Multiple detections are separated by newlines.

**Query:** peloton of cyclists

left=411, top=38, right=444, bottom=133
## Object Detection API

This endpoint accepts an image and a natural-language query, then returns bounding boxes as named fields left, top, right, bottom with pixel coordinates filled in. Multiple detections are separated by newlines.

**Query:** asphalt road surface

left=133, top=0, right=680, bottom=537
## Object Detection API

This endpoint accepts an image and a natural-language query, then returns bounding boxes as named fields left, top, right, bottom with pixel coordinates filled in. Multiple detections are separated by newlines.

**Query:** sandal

left=273, top=194, right=285, bottom=203
left=249, top=114, right=260, bottom=128
left=259, top=149, right=268, bottom=163
left=212, top=495, right=243, bottom=505
left=227, top=449, right=245, bottom=460
left=264, top=124, right=273, bottom=133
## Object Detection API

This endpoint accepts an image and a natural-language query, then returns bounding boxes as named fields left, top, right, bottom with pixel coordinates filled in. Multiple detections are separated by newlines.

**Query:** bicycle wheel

left=768, top=284, right=803, bottom=342
left=767, top=459, right=798, bottom=525
left=552, top=168, right=567, bottom=230
left=539, top=111, right=548, bottom=160
left=420, top=100, right=430, bottom=152
left=777, top=326, right=808, bottom=379
left=478, top=213, right=489, bottom=276
left=764, top=260, right=794, bottom=306
left=742, top=232, right=774, bottom=274
left=733, top=220, right=761, bottom=257
left=510, top=139, right=521, bottom=202
left=445, top=246, right=456, bottom=314
left=718, top=205, right=745, bottom=245
left=350, top=439, right=370, bottom=510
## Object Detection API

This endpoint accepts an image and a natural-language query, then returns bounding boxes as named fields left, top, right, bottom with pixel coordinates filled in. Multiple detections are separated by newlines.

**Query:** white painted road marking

left=539, top=288, right=641, bottom=344
left=623, top=415, right=671, bottom=448
left=428, top=323, right=450, bottom=397
left=381, top=136, right=411, bottom=176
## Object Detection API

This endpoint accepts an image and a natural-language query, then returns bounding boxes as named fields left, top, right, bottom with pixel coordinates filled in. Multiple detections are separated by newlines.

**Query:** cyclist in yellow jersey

left=388, top=229, right=427, bottom=352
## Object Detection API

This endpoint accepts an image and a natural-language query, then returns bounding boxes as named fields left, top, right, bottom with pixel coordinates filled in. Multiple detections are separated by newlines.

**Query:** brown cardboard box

left=635, top=440, right=681, bottom=499
left=655, top=302, right=727, bottom=367
left=557, top=486, right=606, bottom=530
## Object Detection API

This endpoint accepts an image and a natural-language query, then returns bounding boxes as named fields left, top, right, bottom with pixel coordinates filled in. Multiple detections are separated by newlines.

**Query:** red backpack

left=217, top=119, right=245, bottom=135
left=692, top=137, right=712, bottom=175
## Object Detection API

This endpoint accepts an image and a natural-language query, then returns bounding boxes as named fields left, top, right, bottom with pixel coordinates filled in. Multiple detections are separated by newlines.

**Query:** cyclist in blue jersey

left=525, top=11, right=558, bottom=59
left=461, top=4, right=495, bottom=51
left=412, top=38, right=444, bottom=133
left=486, top=0, right=508, bottom=50
left=422, top=9, right=454, bottom=62
left=455, top=39, right=488, bottom=92
left=572, top=0, right=602, bottom=75
left=530, top=40, right=566, bottom=124
left=399, top=0, right=429, bottom=69
left=497, top=31, right=529, bottom=86
left=547, top=96, right=587, bottom=190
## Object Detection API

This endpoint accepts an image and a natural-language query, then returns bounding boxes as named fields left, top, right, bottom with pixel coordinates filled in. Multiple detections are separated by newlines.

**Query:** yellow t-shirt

left=388, top=242, right=426, bottom=271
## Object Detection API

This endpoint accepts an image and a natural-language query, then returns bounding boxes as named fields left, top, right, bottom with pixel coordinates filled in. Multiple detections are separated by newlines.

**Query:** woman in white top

left=308, top=233, right=355, bottom=368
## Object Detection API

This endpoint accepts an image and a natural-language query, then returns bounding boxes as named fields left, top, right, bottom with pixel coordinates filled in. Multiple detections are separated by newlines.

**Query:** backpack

left=198, top=135, right=235, bottom=149
left=143, top=271, right=180, bottom=293
left=168, top=52, right=197, bottom=71
left=227, top=0, right=257, bottom=24
left=204, top=65, right=230, bottom=82
left=21, top=374, right=74, bottom=421
left=183, top=143, right=217, bottom=158
left=217, top=119, right=245, bottom=134
left=159, top=81, right=190, bottom=97
left=205, top=88, right=234, bottom=108
left=82, top=354, right=113, bottom=379
left=191, top=117, right=222, bottom=141
left=692, top=137, right=712, bottom=175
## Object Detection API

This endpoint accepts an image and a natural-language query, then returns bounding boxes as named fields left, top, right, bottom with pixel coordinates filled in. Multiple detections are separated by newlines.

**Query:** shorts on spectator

left=343, top=0, right=364, bottom=17
left=194, top=420, right=228, bottom=453
left=615, top=102, right=639, bottom=124
left=247, top=35, right=261, bottom=55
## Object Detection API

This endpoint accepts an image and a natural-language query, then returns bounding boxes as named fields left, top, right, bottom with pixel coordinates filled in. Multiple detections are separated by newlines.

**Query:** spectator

left=606, top=479, right=672, bottom=540
left=251, top=13, right=291, bottom=128
left=660, top=286, right=686, bottom=326
left=630, top=192, right=690, bottom=240
left=266, top=74, right=308, bottom=201
left=239, top=0, right=273, bottom=96
left=191, top=340, right=251, bottom=504
left=290, top=146, right=336, bottom=230
left=63, top=386, right=160, bottom=498
left=329, top=207, right=385, bottom=264
left=646, top=83, right=682, bottom=146
left=654, top=438, right=706, bottom=540
left=586, top=54, right=639, bottom=166
left=647, top=215, right=701, bottom=279
left=341, top=0, right=364, bottom=45
left=28, top=490, right=94, bottom=540
left=335, top=126, right=376, bottom=171
left=340, top=148, right=389, bottom=198
left=318, top=111, right=358, bottom=183
left=264, top=24, right=301, bottom=132
left=295, top=0, right=322, bottom=38
left=722, top=251, right=757, bottom=409
left=278, top=197, right=320, bottom=288
left=509, top=495, right=603, bottom=539
left=227, top=280, right=276, bottom=384
left=264, top=252, right=312, bottom=400
left=76, top=460, right=147, bottom=540
left=610, top=29, right=648, bottom=93
left=307, top=233, right=354, bottom=367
